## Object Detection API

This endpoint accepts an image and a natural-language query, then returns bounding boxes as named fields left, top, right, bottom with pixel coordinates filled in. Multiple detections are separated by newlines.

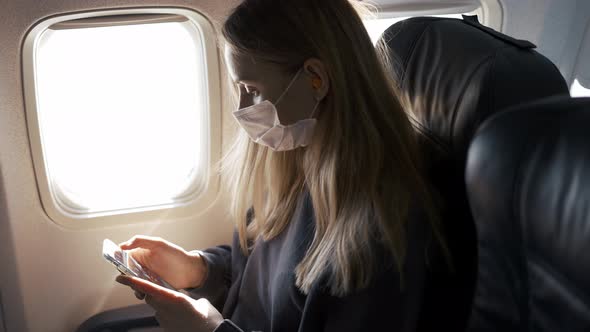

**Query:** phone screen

left=102, top=239, right=176, bottom=290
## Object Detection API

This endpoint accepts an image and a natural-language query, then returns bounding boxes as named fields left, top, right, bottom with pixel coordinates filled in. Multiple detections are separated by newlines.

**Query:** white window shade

left=369, top=0, right=480, bottom=18
left=49, top=14, right=188, bottom=29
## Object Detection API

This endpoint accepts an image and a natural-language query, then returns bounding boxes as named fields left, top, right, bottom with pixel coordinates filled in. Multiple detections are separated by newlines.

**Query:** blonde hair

left=221, top=0, right=442, bottom=296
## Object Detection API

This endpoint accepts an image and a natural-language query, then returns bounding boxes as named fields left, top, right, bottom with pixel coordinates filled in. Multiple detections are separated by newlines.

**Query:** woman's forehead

left=224, top=45, right=284, bottom=83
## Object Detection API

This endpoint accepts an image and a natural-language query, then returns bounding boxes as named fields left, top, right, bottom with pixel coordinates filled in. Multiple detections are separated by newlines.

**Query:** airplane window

left=364, top=14, right=465, bottom=44
left=29, top=17, right=211, bottom=217
left=570, top=79, right=590, bottom=97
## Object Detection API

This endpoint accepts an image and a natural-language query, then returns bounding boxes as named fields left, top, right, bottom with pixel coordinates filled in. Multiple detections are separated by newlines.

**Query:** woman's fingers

left=134, top=291, right=145, bottom=300
left=116, top=275, right=189, bottom=312
left=143, top=289, right=182, bottom=309
left=119, top=235, right=164, bottom=250
left=116, top=275, right=174, bottom=299
left=114, top=275, right=146, bottom=300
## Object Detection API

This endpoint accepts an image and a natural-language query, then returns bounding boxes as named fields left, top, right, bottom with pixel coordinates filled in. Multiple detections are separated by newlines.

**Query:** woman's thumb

left=119, top=235, right=163, bottom=250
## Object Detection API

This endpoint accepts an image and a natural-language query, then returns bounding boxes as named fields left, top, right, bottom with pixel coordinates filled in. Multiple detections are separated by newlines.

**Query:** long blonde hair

left=221, top=0, right=442, bottom=296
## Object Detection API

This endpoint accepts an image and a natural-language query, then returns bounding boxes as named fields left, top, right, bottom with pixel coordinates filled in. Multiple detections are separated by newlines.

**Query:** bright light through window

left=35, top=21, right=208, bottom=214
left=364, top=14, right=465, bottom=44
left=571, top=79, right=590, bottom=97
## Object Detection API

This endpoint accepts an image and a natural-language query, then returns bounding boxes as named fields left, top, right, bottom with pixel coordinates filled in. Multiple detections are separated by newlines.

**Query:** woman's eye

left=245, top=87, right=260, bottom=97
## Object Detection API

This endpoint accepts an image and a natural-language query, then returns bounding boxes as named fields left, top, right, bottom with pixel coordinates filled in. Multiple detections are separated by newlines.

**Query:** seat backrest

left=378, top=15, right=569, bottom=331
left=466, top=96, right=590, bottom=331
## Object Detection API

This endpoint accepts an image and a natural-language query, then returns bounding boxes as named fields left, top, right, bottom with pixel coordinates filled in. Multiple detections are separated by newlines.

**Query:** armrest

left=76, top=303, right=159, bottom=332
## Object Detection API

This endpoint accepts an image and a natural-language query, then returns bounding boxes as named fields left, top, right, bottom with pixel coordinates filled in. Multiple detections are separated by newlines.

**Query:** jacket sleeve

left=185, top=245, right=232, bottom=311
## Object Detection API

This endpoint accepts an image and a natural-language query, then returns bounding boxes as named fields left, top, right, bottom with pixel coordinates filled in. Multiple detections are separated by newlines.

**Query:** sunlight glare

left=35, top=22, right=206, bottom=213
left=571, top=79, right=590, bottom=97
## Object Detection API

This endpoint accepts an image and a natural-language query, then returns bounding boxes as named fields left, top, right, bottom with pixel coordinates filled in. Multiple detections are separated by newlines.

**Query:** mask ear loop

left=308, top=99, right=321, bottom=119
left=274, top=68, right=304, bottom=106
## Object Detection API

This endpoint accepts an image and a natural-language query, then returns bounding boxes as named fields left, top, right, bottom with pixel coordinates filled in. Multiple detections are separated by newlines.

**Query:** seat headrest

left=379, top=16, right=569, bottom=162
left=466, top=96, right=590, bottom=330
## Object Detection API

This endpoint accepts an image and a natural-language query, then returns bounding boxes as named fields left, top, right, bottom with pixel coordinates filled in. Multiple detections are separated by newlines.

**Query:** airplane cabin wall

left=500, top=0, right=590, bottom=85
left=0, top=1, right=239, bottom=331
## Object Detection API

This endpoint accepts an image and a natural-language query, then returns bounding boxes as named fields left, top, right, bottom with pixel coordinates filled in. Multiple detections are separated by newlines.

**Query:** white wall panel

left=500, top=0, right=590, bottom=83
left=0, top=1, right=240, bottom=331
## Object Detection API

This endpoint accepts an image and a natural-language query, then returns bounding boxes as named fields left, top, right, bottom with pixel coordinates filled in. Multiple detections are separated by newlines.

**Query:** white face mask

left=232, top=68, right=320, bottom=151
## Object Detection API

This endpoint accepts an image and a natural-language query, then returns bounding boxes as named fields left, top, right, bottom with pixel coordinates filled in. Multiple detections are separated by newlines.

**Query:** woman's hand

left=119, top=236, right=207, bottom=290
left=116, top=275, right=223, bottom=332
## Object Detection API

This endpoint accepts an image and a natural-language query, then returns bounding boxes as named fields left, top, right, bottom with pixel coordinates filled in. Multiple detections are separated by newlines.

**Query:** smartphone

left=102, top=239, right=176, bottom=291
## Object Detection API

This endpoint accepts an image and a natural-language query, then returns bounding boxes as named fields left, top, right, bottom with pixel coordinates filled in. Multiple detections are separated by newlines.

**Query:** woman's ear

left=303, top=58, right=330, bottom=101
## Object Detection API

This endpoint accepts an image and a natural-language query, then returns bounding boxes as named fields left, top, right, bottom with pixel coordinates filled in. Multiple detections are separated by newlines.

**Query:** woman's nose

left=238, top=93, right=253, bottom=109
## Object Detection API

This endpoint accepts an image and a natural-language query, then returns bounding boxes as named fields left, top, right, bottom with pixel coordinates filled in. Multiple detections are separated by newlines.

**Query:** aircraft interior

left=0, top=0, right=589, bottom=331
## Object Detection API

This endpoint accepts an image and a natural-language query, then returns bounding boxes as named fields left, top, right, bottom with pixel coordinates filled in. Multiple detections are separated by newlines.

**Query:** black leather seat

left=466, top=96, right=590, bottom=331
left=378, top=15, right=569, bottom=331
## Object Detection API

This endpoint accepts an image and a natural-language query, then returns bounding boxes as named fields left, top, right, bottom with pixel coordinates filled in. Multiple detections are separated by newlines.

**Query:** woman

left=116, top=0, right=445, bottom=331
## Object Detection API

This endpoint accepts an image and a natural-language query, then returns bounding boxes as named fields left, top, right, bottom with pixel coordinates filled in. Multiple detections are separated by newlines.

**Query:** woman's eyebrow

left=236, top=79, right=259, bottom=86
